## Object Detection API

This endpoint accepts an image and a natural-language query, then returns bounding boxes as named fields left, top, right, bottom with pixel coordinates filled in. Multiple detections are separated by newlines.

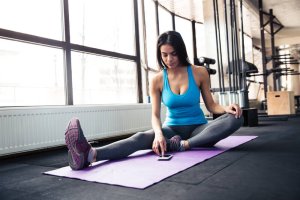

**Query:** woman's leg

left=95, top=125, right=179, bottom=161
left=95, top=129, right=154, bottom=160
left=65, top=117, right=180, bottom=170
left=187, top=113, right=244, bottom=148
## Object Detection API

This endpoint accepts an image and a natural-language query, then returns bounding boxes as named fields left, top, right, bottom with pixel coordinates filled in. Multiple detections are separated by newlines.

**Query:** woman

left=65, top=31, right=243, bottom=170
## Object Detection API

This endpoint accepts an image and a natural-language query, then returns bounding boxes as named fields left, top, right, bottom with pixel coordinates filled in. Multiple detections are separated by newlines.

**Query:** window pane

left=244, top=34, right=253, bottom=63
left=196, top=23, right=206, bottom=58
left=158, top=6, right=172, bottom=34
left=145, top=0, right=158, bottom=69
left=72, top=52, right=138, bottom=104
left=69, top=0, right=135, bottom=55
left=0, top=39, right=65, bottom=106
left=175, top=17, right=194, bottom=62
left=0, top=0, right=62, bottom=40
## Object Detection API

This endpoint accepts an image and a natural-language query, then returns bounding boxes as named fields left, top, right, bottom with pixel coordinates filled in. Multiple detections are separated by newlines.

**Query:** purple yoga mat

left=44, top=136, right=257, bottom=189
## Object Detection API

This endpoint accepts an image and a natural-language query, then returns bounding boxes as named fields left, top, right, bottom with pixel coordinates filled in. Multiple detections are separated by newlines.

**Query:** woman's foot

left=65, top=118, right=91, bottom=170
left=182, top=140, right=190, bottom=150
left=167, top=135, right=182, bottom=152
left=167, top=135, right=190, bottom=152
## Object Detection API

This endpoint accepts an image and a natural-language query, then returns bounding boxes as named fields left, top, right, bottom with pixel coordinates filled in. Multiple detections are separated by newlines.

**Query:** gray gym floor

left=1, top=113, right=300, bottom=200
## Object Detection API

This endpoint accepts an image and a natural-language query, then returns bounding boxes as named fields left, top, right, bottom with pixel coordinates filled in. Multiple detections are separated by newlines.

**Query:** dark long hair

left=156, top=31, right=191, bottom=70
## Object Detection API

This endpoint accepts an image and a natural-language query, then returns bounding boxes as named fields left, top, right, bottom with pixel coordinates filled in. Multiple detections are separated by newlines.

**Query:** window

left=0, top=39, right=65, bottom=106
left=69, top=0, right=136, bottom=55
left=0, top=0, right=140, bottom=106
left=72, top=52, right=137, bottom=104
left=0, top=0, right=62, bottom=40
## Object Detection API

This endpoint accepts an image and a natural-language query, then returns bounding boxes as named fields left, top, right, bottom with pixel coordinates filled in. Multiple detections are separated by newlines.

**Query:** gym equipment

left=196, top=56, right=217, bottom=75
left=259, top=0, right=284, bottom=95
left=195, top=57, right=217, bottom=92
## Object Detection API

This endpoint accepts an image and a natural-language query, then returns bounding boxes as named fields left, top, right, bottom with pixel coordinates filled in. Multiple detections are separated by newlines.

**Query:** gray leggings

left=96, top=113, right=244, bottom=161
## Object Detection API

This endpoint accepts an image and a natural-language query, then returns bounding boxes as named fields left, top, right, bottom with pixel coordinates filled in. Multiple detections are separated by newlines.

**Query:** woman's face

left=160, top=44, right=181, bottom=69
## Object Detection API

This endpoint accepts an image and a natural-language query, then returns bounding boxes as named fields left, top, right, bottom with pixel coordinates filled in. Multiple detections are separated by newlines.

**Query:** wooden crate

left=267, top=91, right=295, bottom=115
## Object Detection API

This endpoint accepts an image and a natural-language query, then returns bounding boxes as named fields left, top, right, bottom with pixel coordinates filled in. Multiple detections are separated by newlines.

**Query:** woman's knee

left=132, top=131, right=154, bottom=142
left=226, top=113, right=244, bottom=132
left=231, top=113, right=244, bottom=127
left=224, top=113, right=244, bottom=127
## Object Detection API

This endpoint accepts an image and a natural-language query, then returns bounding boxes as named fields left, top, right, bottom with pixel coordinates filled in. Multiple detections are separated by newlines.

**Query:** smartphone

left=157, top=154, right=173, bottom=161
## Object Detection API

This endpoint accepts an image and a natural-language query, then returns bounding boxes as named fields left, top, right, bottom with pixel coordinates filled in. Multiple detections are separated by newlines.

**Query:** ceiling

left=246, top=0, right=300, bottom=44
left=157, top=0, right=204, bottom=23
left=157, top=0, right=300, bottom=58
left=245, top=0, right=300, bottom=59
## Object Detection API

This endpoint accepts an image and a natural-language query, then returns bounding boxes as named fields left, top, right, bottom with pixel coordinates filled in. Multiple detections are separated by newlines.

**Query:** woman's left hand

left=225, top=104, right=243, bottom=118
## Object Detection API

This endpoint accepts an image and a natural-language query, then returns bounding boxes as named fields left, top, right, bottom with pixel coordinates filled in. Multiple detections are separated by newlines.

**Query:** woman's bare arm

left=149, top=73, right=167, bottom=155
left=196, top=66, right=242, bottom=118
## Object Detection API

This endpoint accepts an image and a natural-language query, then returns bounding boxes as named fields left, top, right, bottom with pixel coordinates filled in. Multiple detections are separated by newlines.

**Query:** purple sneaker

left=167, top=135, right=182, bottom=152
left=65, top=118, right=91, bottom=170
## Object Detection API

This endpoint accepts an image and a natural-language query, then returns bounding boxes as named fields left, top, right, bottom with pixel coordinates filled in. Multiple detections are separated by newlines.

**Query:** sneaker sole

left=68, top=150, right=84, bottom=170
left=65, top=118, right=84, bottom=170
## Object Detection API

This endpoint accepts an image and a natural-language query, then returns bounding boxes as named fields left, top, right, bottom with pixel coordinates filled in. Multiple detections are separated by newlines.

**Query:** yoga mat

left=44, top=136, right=257, bottom=189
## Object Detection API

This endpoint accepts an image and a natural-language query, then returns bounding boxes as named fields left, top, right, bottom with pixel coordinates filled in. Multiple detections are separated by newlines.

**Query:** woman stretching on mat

left=65, top=30, right=244, bottom=170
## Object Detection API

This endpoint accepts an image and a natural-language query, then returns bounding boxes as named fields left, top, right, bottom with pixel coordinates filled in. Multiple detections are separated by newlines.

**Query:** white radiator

left=0, top=104, right=166, bottom=157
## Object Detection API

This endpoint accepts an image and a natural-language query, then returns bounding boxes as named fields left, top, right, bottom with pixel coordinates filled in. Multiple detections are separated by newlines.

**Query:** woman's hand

left=152, top=134, right=167, bottom=156
left=225, top=103, right=243, bottom=118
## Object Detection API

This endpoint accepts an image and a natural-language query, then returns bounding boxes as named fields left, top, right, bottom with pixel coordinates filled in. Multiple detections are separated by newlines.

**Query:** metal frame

left=259, top=0, right=284, bottom=98
left=155, top=0, right=160, bottom=36
left=232, top=0, right=241, bottom=90
left=239, top=0, right=249, bottom=108
left=213, top=0, right=225, bottom=92
left=62, top=0, right=73, bottom=105
left=259, top=0, right=268, bottom=101
left=192, top=21, right=197, bottom=64
left=133, top=0, right=143, bottom=103
left=224, top=0, right=232, bottom=92
left=172, top=13, right=176, bottom=30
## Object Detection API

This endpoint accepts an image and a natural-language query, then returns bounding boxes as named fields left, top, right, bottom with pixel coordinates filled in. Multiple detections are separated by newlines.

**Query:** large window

left=69, top=0, right=135, bottom=55
left=72, top=52, right=137, bottom=104
left=0, top=0, right=139, bottom=106
left=0, top=0, right=62, bottom=40
left=0, top=39, right=65, bottom=106
left=0, top=0, right=207, bottom=107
